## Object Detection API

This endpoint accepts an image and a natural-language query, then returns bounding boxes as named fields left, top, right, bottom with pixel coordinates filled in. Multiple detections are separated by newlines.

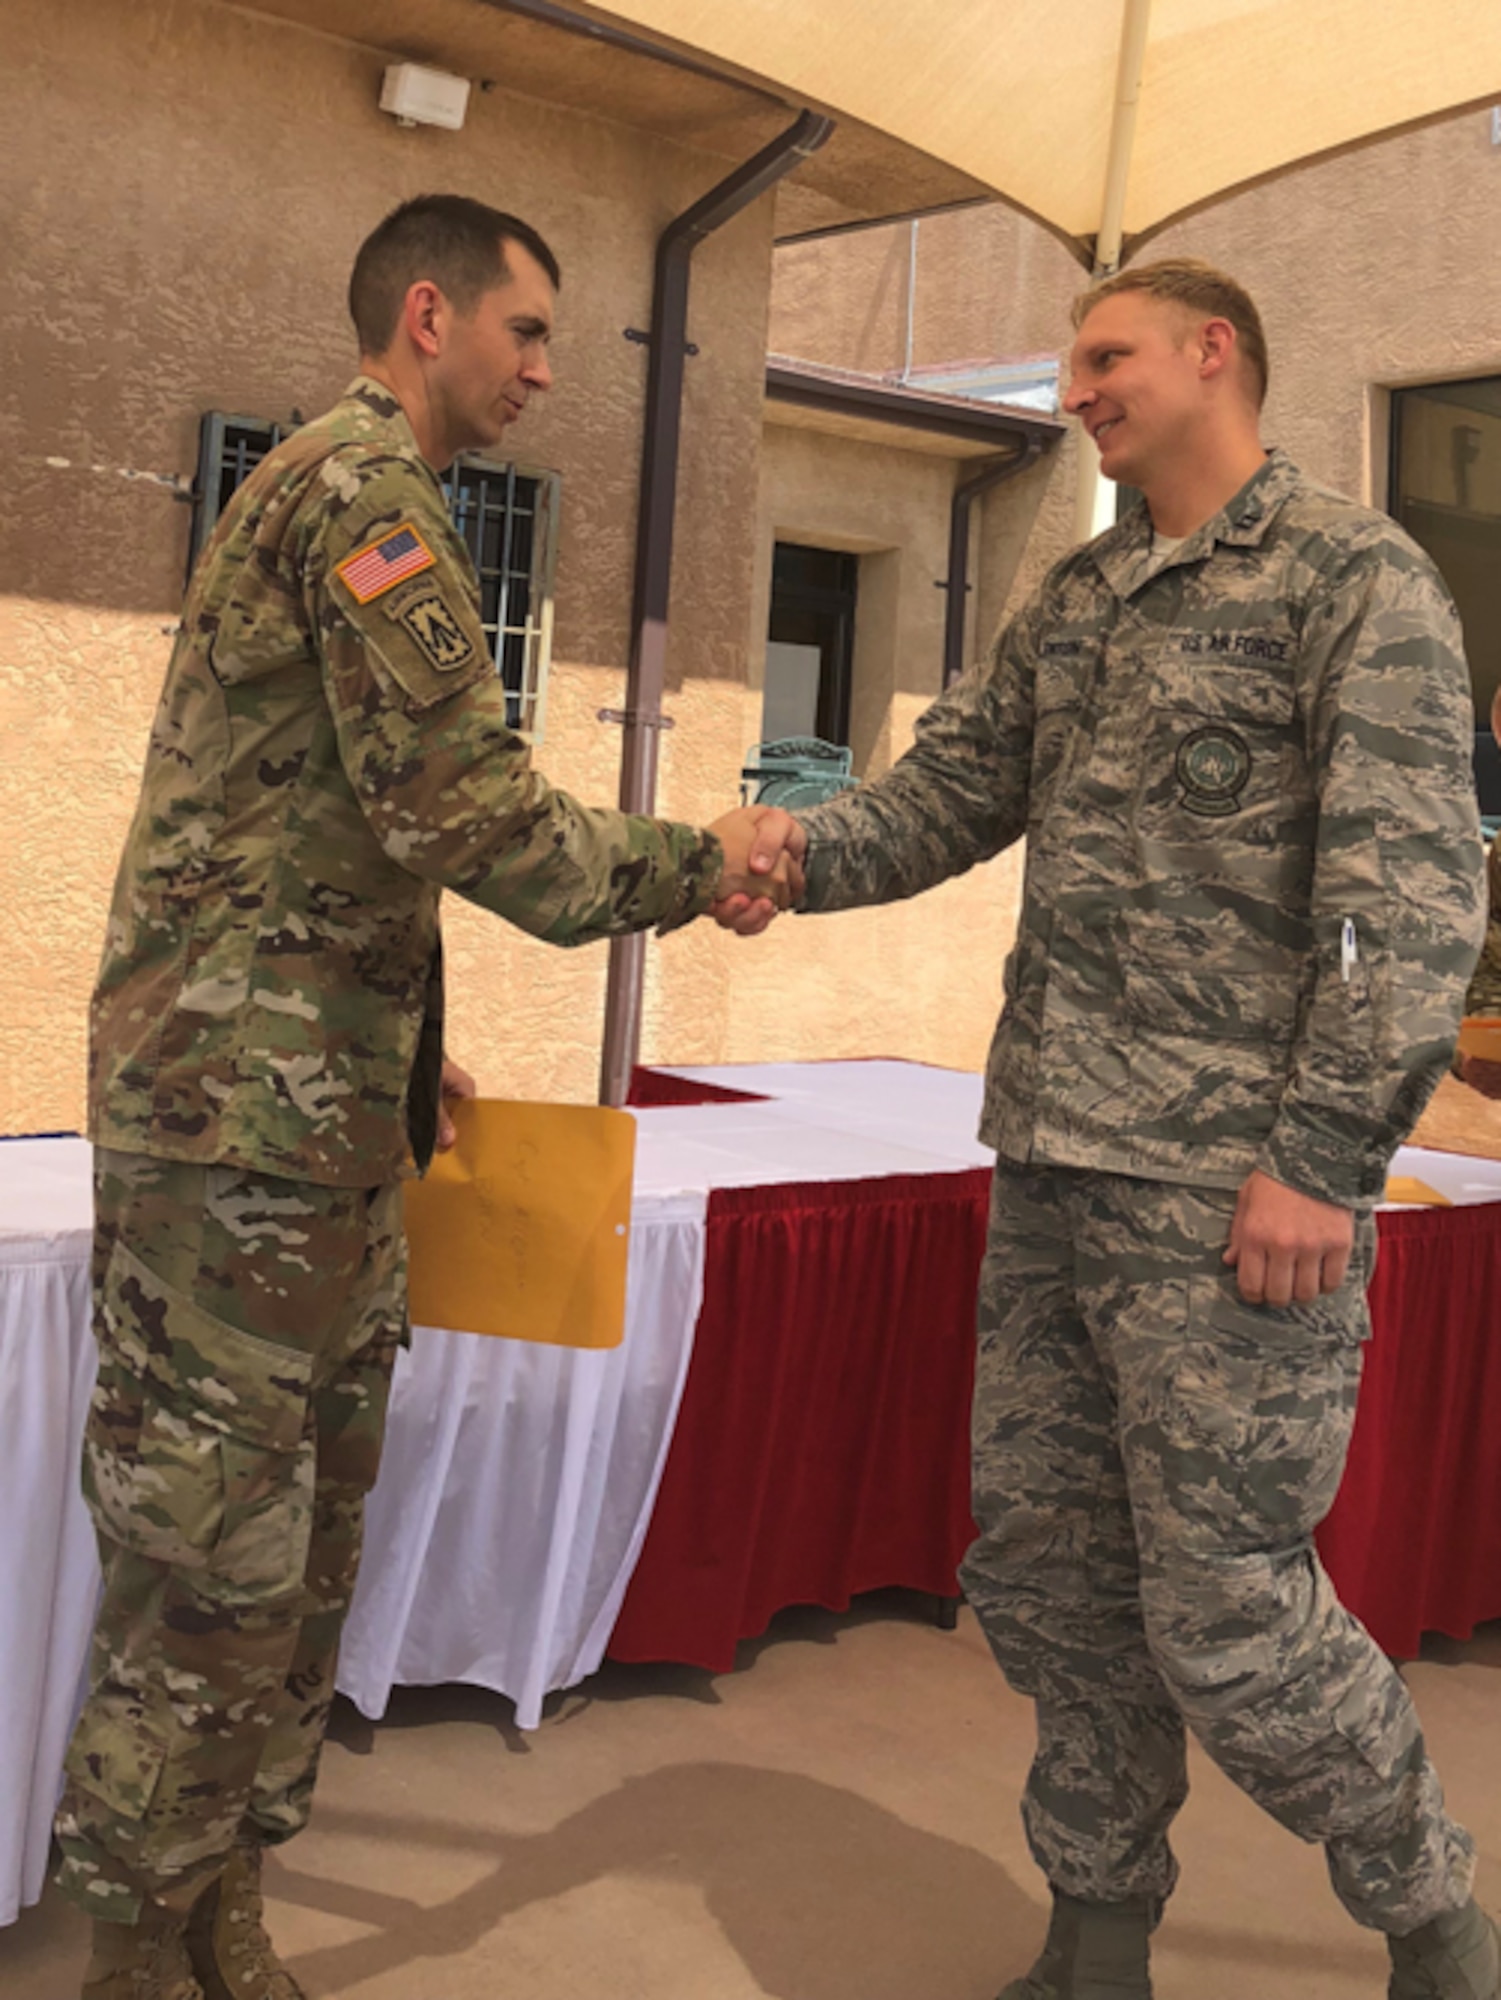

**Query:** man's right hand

left=707, top=807, right=809, bottom=937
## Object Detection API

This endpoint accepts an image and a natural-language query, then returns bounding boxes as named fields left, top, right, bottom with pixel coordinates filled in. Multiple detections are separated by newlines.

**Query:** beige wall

left=0, top=0, right=795, bottom=1132
left=1145, top=112, right=1501, bottom=513
left=770, top=201, right=1088, bottom=652
left=754, top=416, right=960, bottom=776
left=771, top=203, right=1083, bottom=382
left=755, top=111, right=1501, bottom=1081
left=687, top=413, right=1035, bottom=1081
left=21, top=18, right=1496, bottom=1142
left=774, top=107, right=1501, bottom=580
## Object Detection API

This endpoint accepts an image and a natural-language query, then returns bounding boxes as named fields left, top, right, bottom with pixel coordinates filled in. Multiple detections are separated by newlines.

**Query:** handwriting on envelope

left=404, top=1099, right=636, bottom=1346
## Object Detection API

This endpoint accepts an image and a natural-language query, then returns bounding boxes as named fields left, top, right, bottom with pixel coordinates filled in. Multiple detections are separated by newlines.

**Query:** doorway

left=763, top=542, right=858, bottom=748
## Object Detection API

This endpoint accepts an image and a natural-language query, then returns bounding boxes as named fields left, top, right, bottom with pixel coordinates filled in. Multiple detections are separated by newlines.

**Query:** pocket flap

left=1122, top=958, right=1300, bottom=1045
left=102, top=1242, right=314, bottom=1453
left=63, top=1703, right=168, bottom=1823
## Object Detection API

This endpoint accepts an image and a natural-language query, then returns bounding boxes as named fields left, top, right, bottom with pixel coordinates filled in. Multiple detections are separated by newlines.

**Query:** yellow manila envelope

left=1382, top=1175, right=1452, bottom=1207
left=404, top=1098, right=636, bottom=1346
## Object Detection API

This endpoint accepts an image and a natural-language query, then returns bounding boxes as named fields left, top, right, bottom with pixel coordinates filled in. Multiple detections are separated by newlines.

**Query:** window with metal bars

left=189, top=415, right=560, bottom=739
left=442, top=454, right=558, bottom=739
left=189, top=415, right=287, bottom=575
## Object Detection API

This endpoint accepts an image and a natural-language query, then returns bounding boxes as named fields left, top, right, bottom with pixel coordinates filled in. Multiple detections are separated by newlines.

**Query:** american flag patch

left=335, top=525, right=436, bottom=604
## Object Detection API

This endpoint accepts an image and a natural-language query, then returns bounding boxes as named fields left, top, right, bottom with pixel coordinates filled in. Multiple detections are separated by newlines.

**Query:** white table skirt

left=338, top=1189, right=707, bottom=1732
left=0, top=1147, right=100, bottom=1931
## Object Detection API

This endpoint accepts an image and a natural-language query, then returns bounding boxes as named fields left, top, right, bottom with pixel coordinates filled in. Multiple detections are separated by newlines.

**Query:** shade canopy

left=586, top=0, right=1501, bottom=258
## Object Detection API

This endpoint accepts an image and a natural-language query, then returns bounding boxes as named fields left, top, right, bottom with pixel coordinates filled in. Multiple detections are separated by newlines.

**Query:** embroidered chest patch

left=335, top=525, right=436, bottom=604
left=395, top=588, right=479, bottom=674
left=1174, top=725, right=1252, bottom=817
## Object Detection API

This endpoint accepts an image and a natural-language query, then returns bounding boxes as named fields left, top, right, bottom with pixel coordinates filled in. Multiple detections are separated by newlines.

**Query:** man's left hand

left=437, top=1056, right=477, bottom=1151
left=1223, top=1168, right=1354, bottom=1306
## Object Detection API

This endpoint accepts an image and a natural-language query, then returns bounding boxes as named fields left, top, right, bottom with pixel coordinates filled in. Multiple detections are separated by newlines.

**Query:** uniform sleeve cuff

left=1254, top=1126, right=1387, bottom=1211
left=656, top=831, right=724, bottom=935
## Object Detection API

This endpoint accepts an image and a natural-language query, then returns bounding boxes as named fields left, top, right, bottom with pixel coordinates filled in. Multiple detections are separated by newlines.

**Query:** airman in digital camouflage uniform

left=60, top=193, right=789, bottom=2000
left=722, top=260, right=1494, bottom=1999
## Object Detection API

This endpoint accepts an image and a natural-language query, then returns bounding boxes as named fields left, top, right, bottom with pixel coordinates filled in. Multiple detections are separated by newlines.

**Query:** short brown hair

left=1072, top=257, right=1268, bottom=407
left=349, top=194, right=561, bottom=356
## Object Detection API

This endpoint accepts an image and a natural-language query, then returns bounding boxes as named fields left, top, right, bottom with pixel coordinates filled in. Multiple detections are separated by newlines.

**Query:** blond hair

left=1072, top=257, right=1268, bottom=408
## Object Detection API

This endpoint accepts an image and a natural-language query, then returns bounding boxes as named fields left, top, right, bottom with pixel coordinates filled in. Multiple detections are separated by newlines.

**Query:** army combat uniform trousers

left=959, top=1160, right=1476, bottom=1934
left=55, top=1150, right=406, bottom=1923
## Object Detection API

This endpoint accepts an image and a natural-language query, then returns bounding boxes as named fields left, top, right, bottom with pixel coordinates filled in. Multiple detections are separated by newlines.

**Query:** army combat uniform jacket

left=90, top=378, right=720, bottom=1185
left=797, top=452, right=1486, bottom=1208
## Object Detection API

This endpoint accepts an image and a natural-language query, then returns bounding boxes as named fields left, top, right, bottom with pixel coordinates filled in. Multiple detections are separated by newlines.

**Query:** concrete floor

left=4, top=1594, right=1498, bottom=2000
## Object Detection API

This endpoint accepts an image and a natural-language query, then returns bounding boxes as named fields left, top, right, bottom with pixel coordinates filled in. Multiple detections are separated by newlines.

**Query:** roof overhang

left=234, top=0, right=991, bottom=234
left=765, top=358, right=1065, bottom=461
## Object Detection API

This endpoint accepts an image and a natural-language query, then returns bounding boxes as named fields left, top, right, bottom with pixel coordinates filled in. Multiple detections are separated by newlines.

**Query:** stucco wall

left=1145, top=112, right=1501, bottom=512
left=0, top=0, right=794, bottom=1133
left=755, top=111, right=1501, bottom=1085
left=770, top=202, right=1087, bottom=654
left=754, top=417, right=960, bottom=769
left=772, top=107, right=1501, bottom=584
left=707, top=416, right=1029, bottom=1078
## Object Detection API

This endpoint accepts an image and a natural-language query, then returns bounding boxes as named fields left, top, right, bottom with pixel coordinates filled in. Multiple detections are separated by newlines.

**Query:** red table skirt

left=1316, top=1200, right=1501, bottom=1657
left=608, top=1170, right=990, bottom=1670
left=609, top=1153, right=1501, bottom=1671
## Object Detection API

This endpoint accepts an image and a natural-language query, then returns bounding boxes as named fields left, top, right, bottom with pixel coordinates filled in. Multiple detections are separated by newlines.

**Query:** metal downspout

left=942, top=439, right=1045, bottom=688
left=598, top=108, right=835, bottom=1107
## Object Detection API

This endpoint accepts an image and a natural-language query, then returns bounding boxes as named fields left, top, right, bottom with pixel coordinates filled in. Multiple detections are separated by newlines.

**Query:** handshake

left=706, top=805, right=808, bottom=937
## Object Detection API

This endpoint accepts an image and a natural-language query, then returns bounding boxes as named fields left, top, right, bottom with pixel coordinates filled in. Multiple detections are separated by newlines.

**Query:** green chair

left=740, top=736, right=856, bottom=810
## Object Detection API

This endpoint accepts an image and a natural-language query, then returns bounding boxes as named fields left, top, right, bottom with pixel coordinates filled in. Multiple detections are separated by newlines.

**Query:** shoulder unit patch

left=396, top=588, right=480, bottom=674
left=335, top=524, right=436, bottom=604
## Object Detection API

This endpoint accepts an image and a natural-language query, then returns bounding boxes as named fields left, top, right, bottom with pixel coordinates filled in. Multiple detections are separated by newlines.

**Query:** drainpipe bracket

left=597, top=707, right=677, bottom=730
left=624, top=327, right=700, bottom=357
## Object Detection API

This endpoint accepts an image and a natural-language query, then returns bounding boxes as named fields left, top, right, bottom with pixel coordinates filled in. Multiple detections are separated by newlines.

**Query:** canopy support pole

left=1072, top=0, right=1153, bottom=547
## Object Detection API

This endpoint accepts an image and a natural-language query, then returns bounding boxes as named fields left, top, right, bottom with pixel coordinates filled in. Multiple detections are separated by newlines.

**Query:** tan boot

left=184, top=1844, right=305, bottom=2000
left=997, top=1891, right=1155, bottom=1999
left=81, top=1906, right=204, bottom=2000
left=1388, top=1900, right=1501, bottom=2000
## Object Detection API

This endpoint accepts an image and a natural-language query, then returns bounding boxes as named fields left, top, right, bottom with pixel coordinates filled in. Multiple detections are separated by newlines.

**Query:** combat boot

left=997, top=1890, right=1154, bottom=2000
left=81, top=1905, right=204, bottom=2000
left=1388, top=1898, right=1500, bottom=2000
left=184, top=1843, right=305, bottom=2000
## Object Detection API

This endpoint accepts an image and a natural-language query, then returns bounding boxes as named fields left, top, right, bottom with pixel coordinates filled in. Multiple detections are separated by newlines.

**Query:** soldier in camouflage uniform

left=61, top=194, right=788, bottom=2000
left=723, top=261, right=1494, bottom=1999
